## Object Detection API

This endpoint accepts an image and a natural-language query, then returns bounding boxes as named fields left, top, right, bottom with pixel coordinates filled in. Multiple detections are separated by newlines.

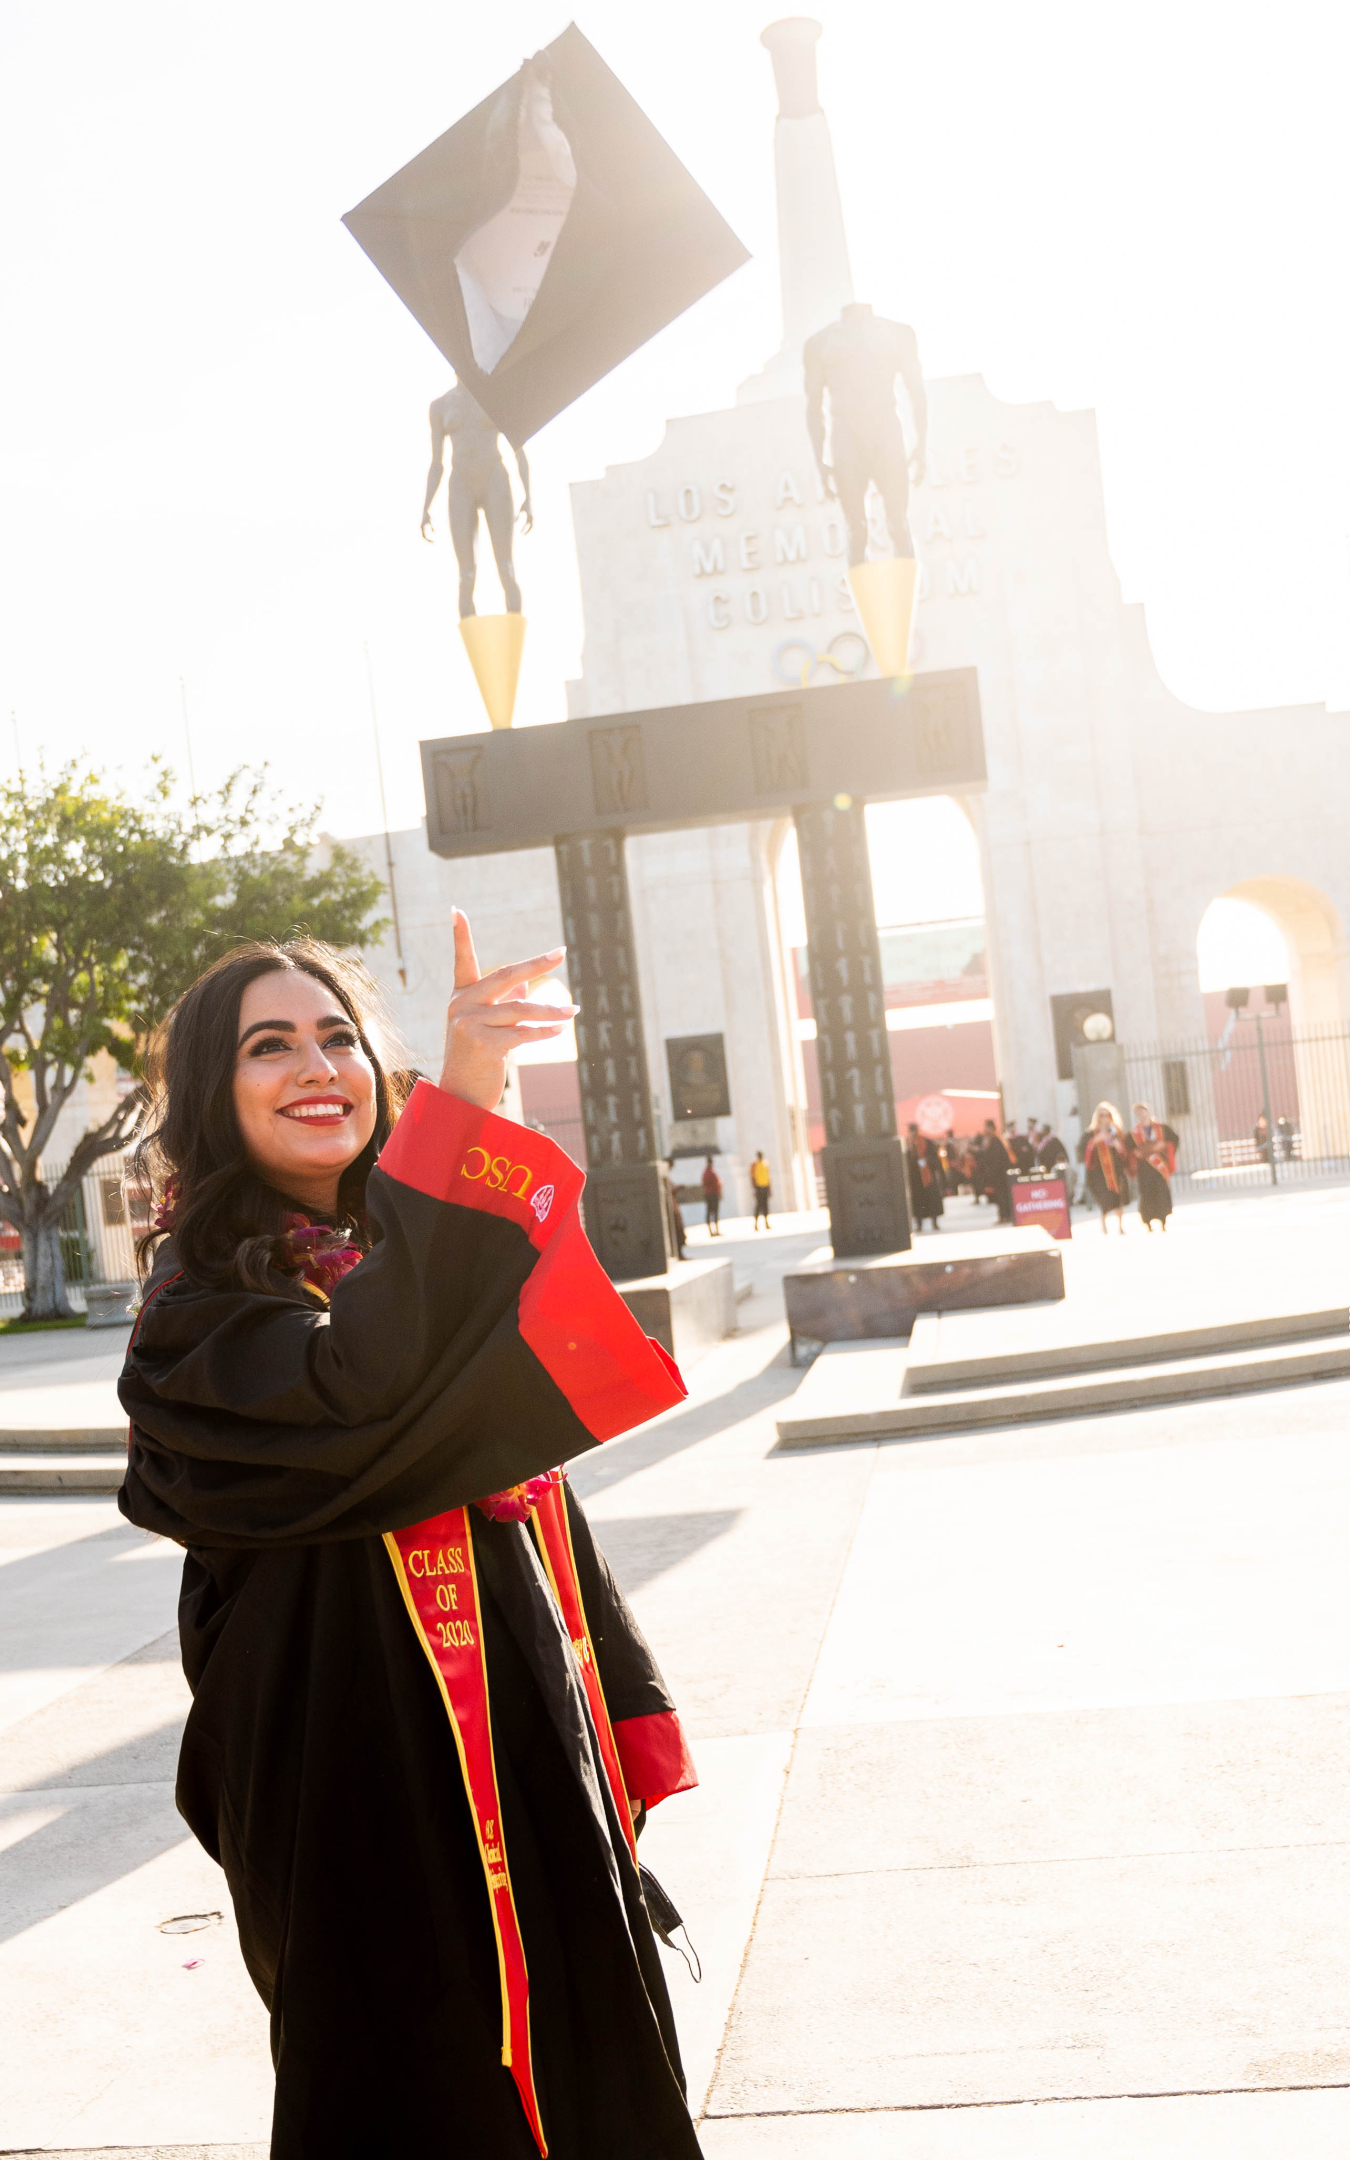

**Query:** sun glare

left=1196, top=897, right=1290, bottom=994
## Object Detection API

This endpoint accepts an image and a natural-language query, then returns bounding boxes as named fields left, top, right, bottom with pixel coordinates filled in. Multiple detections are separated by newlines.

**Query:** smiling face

left=232, top=968, right=379, bottom=1215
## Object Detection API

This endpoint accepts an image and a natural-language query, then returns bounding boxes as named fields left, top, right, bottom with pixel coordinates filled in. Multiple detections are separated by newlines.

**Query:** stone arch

left=1211, top=876, right=1350, bottom=1161
left=1221, top=875, right=1350, bottom=1033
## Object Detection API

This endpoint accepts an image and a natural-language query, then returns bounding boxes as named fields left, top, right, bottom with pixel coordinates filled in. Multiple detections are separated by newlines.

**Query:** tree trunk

left=20, top=1218, right=74, bottom=1322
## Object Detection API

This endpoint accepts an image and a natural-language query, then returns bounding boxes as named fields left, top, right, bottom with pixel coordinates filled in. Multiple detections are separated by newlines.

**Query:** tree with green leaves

left=0, top=761, right=389, bottom=1320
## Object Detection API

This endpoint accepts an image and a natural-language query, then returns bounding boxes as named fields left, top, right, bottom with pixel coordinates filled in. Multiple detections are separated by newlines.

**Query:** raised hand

left=437, top=909, right=575, bottom=1110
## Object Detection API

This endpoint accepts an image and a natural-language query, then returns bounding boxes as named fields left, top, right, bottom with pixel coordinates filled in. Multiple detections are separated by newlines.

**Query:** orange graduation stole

left=384, top=1474, right=634, bottom=2158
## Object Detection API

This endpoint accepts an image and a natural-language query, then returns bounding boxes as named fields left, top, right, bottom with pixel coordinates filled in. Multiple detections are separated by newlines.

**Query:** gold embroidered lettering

left=435, top=1583, right=458, bottom=1611
left=459, top=1148, right=538, bottom=1202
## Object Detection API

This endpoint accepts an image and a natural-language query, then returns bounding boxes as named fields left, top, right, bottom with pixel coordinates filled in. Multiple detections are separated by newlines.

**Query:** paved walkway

left=3, top=1188, right=1350, bottom=2154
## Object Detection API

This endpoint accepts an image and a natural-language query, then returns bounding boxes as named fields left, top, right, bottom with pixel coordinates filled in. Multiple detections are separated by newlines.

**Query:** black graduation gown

left=982, top=1135, right=1014, bottom=1221
left=1085, top=1133, right=1131, bottom=1215
left=117, top=1082, right=701, bottom=2160
left=906, top=1138, right=945, bottom=1225
left=1133, top=1121, right=1178, bottom=1224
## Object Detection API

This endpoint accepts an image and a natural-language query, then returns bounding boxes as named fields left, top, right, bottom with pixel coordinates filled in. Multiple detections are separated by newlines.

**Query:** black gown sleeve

left=563, top=1481, right=697, bottom=1807
left=118, top=1082, right=685, bottom=1549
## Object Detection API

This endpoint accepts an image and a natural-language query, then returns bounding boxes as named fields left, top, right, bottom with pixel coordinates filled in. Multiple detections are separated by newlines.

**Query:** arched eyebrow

left=239, top=1014, right=350, bottom=1046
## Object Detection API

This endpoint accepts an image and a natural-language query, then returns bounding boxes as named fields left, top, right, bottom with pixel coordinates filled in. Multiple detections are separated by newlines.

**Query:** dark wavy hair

left=135, top=939, right=413, bottom=1292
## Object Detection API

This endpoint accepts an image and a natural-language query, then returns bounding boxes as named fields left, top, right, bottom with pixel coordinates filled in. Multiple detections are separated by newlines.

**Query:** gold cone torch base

left=458, top=612, right=526, bottom=730
left=847, top=558, right=919, bottom=681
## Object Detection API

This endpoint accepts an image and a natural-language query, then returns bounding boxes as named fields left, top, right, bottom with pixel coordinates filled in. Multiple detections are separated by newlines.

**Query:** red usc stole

left=384, top=1514, right=548, bottom=2154
left=530, top=1473, right=638, bottom=1865
left=385, top=1475, right=639, bottom=2157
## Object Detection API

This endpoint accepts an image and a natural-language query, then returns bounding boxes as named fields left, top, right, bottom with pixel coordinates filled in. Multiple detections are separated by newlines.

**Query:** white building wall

left=541, top=367, right=1350, bottom=1149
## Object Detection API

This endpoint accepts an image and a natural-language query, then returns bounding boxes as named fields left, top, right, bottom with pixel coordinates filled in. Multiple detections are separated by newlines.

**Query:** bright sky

left=1196, top=897, right=1291, bottom=994
left=4, top=1, right=1346, bottom=862
left=775, top=801, right=985, bottom=946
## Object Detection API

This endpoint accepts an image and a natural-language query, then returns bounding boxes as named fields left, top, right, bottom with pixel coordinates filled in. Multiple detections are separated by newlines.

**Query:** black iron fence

left=1122, top=1020, right=1350, bottom=1192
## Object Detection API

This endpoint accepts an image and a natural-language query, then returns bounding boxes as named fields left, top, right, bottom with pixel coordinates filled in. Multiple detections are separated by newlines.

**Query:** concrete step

left=0, top=1425, right=126, bottom=1451
left=905, top=1304, right=1350, bottom=1393
left=783, top=1227, right=1063, bottom=1357
left=0, top=1450, right=126, bottom=1491
left=776, top=1331, right=1350, bottom=1445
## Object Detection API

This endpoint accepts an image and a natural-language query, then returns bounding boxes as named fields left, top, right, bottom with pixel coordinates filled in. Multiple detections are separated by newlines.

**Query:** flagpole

left=364, top=645, right=407, bottom=988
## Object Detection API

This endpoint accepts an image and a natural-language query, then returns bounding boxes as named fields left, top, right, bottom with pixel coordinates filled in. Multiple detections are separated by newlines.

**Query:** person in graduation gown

left=1130, top=1100, right=1179, bottom=1231
left=1033, top=1123, right=1069, bottom=1177
left=118, top=921, right=703, bottom=2160
left=1084, top=1101, right=1132, bottom=1235
left=979, top=1118, right=1015, bottom=1223
left=905, top=1122, right=945, bottom=1229
left=939, top=1131, right=962, bottom=1196
left=1007, top=1121, right=1036, bottom=1174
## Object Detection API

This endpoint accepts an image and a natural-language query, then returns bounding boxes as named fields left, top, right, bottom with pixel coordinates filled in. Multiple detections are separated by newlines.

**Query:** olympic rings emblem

left=771, top=630, right=871, bottom=688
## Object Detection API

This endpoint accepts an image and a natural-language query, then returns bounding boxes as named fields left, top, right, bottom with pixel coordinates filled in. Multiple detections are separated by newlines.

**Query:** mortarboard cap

left=343, top=22, right=749, bottom=442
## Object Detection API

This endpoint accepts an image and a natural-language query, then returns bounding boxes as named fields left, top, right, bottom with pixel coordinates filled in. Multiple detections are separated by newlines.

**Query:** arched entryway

left=1194, top=879, right=1350, bottom=1170
left=1222, top=877, right=1350, bottom=1033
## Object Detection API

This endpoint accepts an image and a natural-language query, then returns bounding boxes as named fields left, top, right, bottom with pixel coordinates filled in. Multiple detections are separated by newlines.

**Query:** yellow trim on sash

left=530, top=1494, right=635, bottom=1860
left=382, top=1528, right=518, bottom=2076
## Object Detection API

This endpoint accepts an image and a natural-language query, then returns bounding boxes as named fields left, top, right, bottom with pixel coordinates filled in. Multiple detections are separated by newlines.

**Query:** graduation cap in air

left=342, top=22, right=750, bottom=443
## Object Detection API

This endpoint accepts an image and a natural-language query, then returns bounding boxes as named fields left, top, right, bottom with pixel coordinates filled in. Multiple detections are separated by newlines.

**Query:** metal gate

left=1122, top=1020, right=1350, bottom=1192
left=0, top=1149, right=148, bottom=1319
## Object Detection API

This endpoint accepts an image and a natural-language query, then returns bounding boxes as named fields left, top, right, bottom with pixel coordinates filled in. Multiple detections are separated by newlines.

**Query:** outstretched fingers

left=475, top=946, right=567, bottom=1001
left=491, top=1021, right=571, bottom=1051
left=452, top=908, right=482, bottom=990
left=475, top=997, right=579, bottom=1028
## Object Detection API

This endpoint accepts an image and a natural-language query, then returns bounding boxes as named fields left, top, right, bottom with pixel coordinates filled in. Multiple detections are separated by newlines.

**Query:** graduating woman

left=1083, top=1101, right=1132, bottom=1235
left=118, top=920, right=702, bottom=2160
left=1130, top=1099, right=1179, bottom=1231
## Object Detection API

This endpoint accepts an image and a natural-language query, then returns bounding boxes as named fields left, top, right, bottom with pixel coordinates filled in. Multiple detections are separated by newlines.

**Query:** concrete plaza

left=2, top=1184, right=1349, bottom=2155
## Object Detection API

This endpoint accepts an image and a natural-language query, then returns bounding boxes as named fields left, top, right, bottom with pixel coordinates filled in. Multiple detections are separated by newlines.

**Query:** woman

left=1083, top=1101, right=1132, bottom=1234
left=118, top=917, right=700, bottom=2160
left=1131, top=1099, right=1179, bottom=1231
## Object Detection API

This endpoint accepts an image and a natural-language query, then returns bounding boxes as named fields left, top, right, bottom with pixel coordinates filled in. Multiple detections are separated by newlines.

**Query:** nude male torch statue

left=803, top=301, right=928, bottom=675
left=420, top=383, right=533, bottom=728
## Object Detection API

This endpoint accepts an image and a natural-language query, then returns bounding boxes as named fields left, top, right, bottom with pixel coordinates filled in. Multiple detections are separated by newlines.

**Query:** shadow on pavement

left=593, top=1510, right=743, bottom=1595
left=0, top=1526, right=174, bottom=1674
left=0, top=1741, right=190, bottom=1946
left=570, top=1341, right=802, bottom=1501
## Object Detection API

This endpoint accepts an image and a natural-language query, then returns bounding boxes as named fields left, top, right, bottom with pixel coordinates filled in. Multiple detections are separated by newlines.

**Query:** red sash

left=385, top=1475, right=635, bottom=2157
left=1132, top=1122, right=1175, bottom=1178
left=530, top=1474, right=636, bottom=1864
left=385, top=1515, right=547, bottom=2155
left=1088, top=1133, right=1125, bottom=1193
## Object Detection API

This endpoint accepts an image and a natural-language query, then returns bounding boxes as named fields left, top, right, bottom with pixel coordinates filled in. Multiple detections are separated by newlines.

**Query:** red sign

left=1011, top=1175, right=1072, bottom=1240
